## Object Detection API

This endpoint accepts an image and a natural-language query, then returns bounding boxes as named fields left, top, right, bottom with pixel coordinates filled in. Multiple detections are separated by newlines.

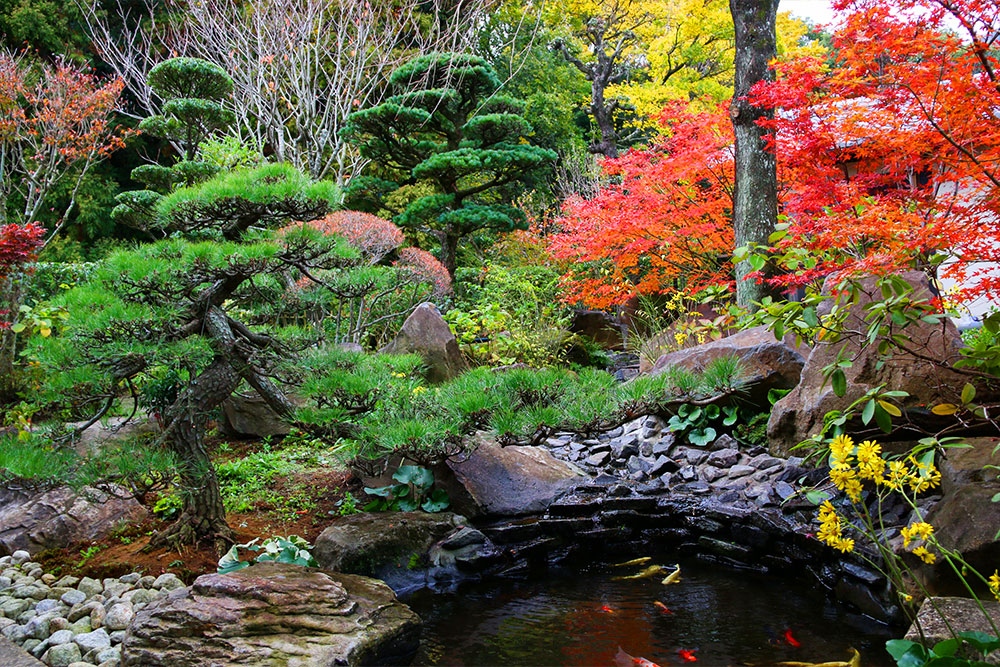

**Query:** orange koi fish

left=653, top=600, right=673, bottom=614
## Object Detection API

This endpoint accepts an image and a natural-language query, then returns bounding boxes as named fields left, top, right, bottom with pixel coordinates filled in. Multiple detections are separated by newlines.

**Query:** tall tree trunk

left=439, top=231, right=460, bottom=278
left=0, top=275, right=25, bottom=404
left=151, top=356, right=239, bottom=551
left=729, top=0, right=779, bottom=311
left=590, top=82, right=620, bottom=159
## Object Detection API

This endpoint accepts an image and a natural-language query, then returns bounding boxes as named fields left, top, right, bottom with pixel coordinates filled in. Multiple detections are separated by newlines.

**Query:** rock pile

left=542, top=416, right=808, bottom=508
left=0, top=550, right=184, bottom=667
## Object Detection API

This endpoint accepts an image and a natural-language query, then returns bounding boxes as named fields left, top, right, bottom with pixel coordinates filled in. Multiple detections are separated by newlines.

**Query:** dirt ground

left=33, top=467, right=365, bottom=584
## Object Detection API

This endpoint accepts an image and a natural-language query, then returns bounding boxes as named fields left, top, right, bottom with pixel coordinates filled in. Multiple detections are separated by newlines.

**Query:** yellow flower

left=829, top=434, right=855, bottom=464
left=830, top=464, right=858, bottom=493
left=856, top=440, right=881, bottom=463
left=834, top=537, right=855, bottom=553
left=412, top=386, right=427, bottom=396
left=901, top=522, right=934, bottom=547
left=912, top=546, right=936, bottom=564
left=989, top=571, right=1000, bottom=602
left=886, top=460, right=911, bottom=491
left=843, top=477, right=863, bottom=502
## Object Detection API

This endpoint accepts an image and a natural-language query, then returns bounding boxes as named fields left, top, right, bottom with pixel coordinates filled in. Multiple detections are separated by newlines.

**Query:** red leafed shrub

left=305, top=211, right=404, bottom=264
left=395, top=247, right=451, bottom=296
left=0, top=223, right=44, bottom=279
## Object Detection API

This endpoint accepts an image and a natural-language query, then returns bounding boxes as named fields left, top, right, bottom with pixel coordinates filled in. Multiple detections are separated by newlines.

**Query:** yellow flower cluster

left=827, top=435, right=941, bottom=498
left=897, top=521, right=938, bottom=564
left=817, top=501, right=855, bottom=553
left=990, top=571, right=1000, bottom=602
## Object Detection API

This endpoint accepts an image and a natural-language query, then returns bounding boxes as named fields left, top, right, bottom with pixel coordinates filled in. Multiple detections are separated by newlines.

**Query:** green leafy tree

left=36, top=163, right=340, bottom=549
left=343, top=52, right=557, bottom=276
left=112, top=57, right=235, bottom=231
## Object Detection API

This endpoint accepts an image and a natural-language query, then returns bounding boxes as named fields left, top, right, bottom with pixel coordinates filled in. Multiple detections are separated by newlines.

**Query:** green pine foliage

left=342, top=52, right=557, bottom=275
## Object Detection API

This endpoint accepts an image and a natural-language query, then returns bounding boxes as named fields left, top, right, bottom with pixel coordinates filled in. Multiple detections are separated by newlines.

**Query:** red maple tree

left=750, top=0, right=1000, bottom=302
left=546, top=103, right=736, bottom=309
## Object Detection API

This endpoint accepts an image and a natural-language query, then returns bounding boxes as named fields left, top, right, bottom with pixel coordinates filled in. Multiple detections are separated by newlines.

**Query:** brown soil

left=33, top=467, right=365, bottom=585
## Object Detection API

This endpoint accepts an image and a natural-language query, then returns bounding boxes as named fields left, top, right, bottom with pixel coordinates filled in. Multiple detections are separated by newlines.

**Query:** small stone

left=74, top=628, right=111, bottom=653
left=49, top=617, right=69, bottom=632
left=678, top=464, right=698, bottom=482
left=77, top=578, right=102, bottom=599
left=607, top=483, right=632, bottom=497
left=728, top=464, right=754, bottom=479
left=118, top=573, right=141, bottom=585
left=95, top=646, right=120, bottom=664
left=626, top=455, right=651, bottom=474
left=43, top=642, right=82, bottom=666
left=152, top=573, right=184, bottom=591
left=54, top=576, right=80, bottom=589
left=775, top=481, right=797, bottom=501
left=648, top=455, right=676, bottom=477
left=68, top=618, right=92, bottom=635
left=122, top=588, right=154, bottom=606
left=101, top=581, right=129, bottom=601
left=749, top=453, right=783, bottom=471
left=712, top=434, right=738, bottom=451
left=66, top=662, right=97, bottom=667
left=61, top=590, right=87, bottom=607
left=41, top=574, right=57, bottom=585
left=108, top=630, right=126, bottom=644
left=137, top=576, right=156, bottom=589
left=652, top=438, right=674, bottom=456
left=103, top=602, right=133, bottom=631
left=585, top=451, right=610, bottom=466
left=22, top=639, right=41, bottom=653
left=48, top=629, right=74, bottom=645
left=36, top=599, right=63, bottom=613
left=706, top=448, right=740, bottom=468
left=25, top=613, right=52, bottom=639
left=89, top=605, right=105, bottom=629
left=701, top=465, right=724, bottom=483
left=68, top=601, right=99, bottom=622
left=1, top=623, right=27, bottom=642
left=10, top=550, right=30, bottom=565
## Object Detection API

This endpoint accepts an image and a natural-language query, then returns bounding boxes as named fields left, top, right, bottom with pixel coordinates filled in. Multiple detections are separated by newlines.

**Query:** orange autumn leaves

left=547, top=0, right=1000, bottom=309
left=547, top=103, right=735, bottom=309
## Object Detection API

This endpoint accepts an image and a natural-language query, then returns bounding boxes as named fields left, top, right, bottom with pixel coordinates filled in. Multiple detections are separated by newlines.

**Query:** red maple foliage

left=546, top=103, right=736, bottom=309
left=0, top=223, right=44, bottom=279
left=395, top=247, right=452, bottom=296
left=751, top=0, right=1000, bottom=302
left=304, top=211, right=405, bottom=265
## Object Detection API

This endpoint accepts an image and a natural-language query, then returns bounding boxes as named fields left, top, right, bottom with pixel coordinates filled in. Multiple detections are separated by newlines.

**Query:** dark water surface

left=404, top=559, right=896, bottom=667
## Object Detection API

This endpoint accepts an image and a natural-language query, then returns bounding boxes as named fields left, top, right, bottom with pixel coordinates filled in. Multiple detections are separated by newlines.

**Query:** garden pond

left=404, top=558, right=897, bottom=666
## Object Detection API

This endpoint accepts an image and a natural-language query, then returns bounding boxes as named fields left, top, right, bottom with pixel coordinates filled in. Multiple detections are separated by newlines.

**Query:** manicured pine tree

left=343, top=52, right=557, bottom=276
left=112, top=57, right=235, bottom=231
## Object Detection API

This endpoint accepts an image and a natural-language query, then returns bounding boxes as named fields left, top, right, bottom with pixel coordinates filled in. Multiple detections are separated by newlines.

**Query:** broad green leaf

left=962, top=383, right=977, bottom=404
left=831, top=369, right=847, bottom=397
left=862, top=399, right=876, bottom=424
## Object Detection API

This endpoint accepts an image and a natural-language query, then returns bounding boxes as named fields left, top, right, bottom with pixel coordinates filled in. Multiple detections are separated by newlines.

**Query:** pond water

left=404, top=559, right=897, bottom=666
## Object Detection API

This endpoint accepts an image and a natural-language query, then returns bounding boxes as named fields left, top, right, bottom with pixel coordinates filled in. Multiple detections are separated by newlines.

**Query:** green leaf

left=956, top=631, right=1000, bottom=654
left=885, top=639, right=929, bottom=667
left=688, top=427, right=716, bottom=447
left=874, top=403, right=893, bottom=433
left=804, top=489, right=831, bottom=505
left=962, top=383, right=977, bottom=404
left=931, top=638, right=960, bottom=657
left=803, top=307, right=819, bottom=328
left=831, top=369, right=847, bottom=397
left=862, top=399, right=876, bottom=425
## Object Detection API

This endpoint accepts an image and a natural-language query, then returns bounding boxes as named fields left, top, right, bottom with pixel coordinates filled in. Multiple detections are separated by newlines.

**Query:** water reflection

left=404, top=559, right=896, bottom=666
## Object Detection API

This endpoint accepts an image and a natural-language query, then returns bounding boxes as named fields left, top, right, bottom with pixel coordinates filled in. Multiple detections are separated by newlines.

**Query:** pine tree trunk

left=151, top=356, right=239, bottom=551
left=440, top=232, right=460, bottom=278
left=729, top=0, right=779, bottom=311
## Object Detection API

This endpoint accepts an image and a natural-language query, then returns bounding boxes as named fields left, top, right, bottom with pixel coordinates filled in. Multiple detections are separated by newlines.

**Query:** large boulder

left=314, top=512, right=465, bottom=575
left=121, top=562, right=421, bottom=667
left=0, top=637, right=42, bottom=666
left=648, top=325, right=807, bottom=399
left=0, top=486, right=145, bottom=556
left=220, top=392, right=291, bottom=439
left=768, top=272, right=966, bottom=457
left=381, top=302, right=467, bottom=383
left=908, top=438, right=1000, bottom=594
left=445, top=434, right=587, bottom=517
left=313, top=512, right=498, bottom=593
left=904, top=597, right=1000, bottom=664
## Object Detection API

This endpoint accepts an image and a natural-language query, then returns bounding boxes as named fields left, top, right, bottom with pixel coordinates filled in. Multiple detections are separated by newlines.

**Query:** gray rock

left=728, top=464, right=754, bottom=479
left=445, top=434, right=586, bottom=517
left=774, top=481, right=797, bottom=501
left=103, top=602, right=133, bottom=631
left=34, top=600, right=62, bottom=614
left=380, top=303, right=468, bottom=384
left=75, top=580, right=101, bottom=600
left=10, top=552, right=30, bottom=565
left=151, top=574, right=184, bottom=592
left=219, top=392, right=292, bottom=439
left=117, top=574, right=140, bottom=585
left=678, top=465, right=698, bottom=482
left=120, top=562, right=421, bottom=667
left=24, top=614, right=51, bottom=640
left=0, top=488, right=144, bottom=557
left=59, top=591, right=86, bottom=608
left=73, top=629, right=110, bottom=653
left=626, top=455, right=650, bottom=474
left=42, top=642, right=81, bottom=667
left=585, top=451, right=610, bottom=467
left=701, top=466, right=724, bottom=483
left=706, top=448, right=740, bottom=468
left=652, top=437, right=674, bottom=456
left=0, top=635, right=43, bottom=666
left=748, top=453, right=782, bottom=471
left=648, top=456, right=676, bottom=477
left=94, top=646, right=119, bottom=664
